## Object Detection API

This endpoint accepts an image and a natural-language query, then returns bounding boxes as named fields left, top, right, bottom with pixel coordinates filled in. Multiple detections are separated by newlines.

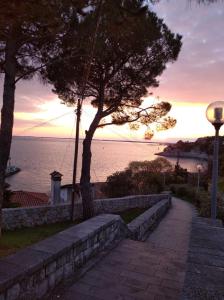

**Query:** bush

left=170, top=183, right=224, bottom=221
left=102, top=158, right=175, bottom=198
left=170, top=184, right=197, bottom=203
left=132, top=171, right=164, bottom=194
left=102, top=169, right=134, bottom=198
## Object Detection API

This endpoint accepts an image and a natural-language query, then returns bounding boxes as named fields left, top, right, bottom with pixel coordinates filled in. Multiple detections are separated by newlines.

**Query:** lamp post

left=206, top=101, right=224, bottom=220
left=196, top=164, right=203, bottom=192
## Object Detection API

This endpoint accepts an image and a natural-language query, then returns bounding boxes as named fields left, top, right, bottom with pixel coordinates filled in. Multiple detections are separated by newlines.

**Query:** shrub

left=102, top=169, right=134, bottom=198
left=103, top=158, right=173, bottom=198
left=132, top=171, right=164, bottom=194
left=170, top=183, right=224, bottom=221
left=170, top=184, right=197, bottom=203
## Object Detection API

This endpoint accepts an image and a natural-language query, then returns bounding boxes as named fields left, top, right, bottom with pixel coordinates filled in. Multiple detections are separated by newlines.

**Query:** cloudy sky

left=1, top=0, right=224, bottom=142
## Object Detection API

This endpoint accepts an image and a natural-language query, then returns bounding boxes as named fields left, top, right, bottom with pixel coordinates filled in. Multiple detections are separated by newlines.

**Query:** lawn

left=0, top=221, right=77, bottom=257
left=118, top=207, right=149, bottom=224
left=0, top=207, right=149, bottom=258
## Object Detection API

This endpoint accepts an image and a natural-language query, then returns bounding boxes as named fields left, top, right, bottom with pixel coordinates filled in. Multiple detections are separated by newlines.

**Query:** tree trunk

left=80, top=115, right=100, bottom=220
left=0, top=39, right=17, bottom=236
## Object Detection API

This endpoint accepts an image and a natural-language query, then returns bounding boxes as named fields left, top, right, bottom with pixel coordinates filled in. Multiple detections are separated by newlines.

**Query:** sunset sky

left=1, top=0, right=224, bottom=142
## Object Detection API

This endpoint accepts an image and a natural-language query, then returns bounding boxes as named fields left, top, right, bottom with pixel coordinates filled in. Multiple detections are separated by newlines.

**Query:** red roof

left=10, top=191, right=49, bottom=207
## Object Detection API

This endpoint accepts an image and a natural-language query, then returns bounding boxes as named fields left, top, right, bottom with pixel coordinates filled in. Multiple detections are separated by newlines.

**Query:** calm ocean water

left=6, top=137, right=205, bottom=193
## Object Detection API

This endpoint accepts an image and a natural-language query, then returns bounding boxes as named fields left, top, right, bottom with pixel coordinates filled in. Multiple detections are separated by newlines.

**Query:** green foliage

left=170, top=184, right=198, bottom=202
left=118, top=207, right=148, bottom=224
left=164, top=136, right=224, bottom=156
left=103, top=157, right=173, bottom=198
left=0, top=0, right=81, bottom=78
left=170, top=183, right=224, bottom=221
left=129, top=157, right=172, bottom=173
left=40, top=0, right=182, bottom=219
left=103, top=157, right=196, bottom=198
left=102, top=169, right=134, bottom=198
left=43, top=0, right=182, bottom=137
left=174, top=162, right=188, bottom=183
left=0, top=1, right=91, bottom=227
left=133, top=171, right=163, bottom=194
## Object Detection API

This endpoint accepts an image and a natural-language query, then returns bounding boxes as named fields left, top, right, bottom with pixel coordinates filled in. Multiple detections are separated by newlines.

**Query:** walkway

left=49, top=198, right=195, bottom=300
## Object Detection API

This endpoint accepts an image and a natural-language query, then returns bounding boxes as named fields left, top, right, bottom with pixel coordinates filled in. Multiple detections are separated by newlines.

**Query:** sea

left=6, top=136, right=206, bottom=193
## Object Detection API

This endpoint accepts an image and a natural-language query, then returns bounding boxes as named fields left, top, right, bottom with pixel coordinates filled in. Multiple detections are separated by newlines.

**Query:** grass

left=118, top=207, right=149, bottom=224
left=0, top=207, right=149, bottom=258
left=0, top=220, right=80, bottom=258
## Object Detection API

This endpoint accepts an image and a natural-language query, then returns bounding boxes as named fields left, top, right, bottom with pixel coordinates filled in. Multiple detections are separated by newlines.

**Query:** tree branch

left=14, top=63, right=45, bottom=83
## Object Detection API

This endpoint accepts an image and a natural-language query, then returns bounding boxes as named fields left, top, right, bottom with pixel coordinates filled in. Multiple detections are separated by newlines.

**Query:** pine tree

left=43, top=0, right=182, bottom=219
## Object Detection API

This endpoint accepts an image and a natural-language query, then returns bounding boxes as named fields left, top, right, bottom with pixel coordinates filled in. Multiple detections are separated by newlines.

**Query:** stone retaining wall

left=128, top=198, right=171, bottom=241
left=0, top=214, right=127, bottom=300
left=2, top=194, right=169, bottom=230
left=0, top=196, right=171, bottom=300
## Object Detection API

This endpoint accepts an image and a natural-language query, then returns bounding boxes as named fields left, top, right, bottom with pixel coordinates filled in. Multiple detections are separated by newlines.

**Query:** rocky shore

left=156, top=150, right=209, bottom=160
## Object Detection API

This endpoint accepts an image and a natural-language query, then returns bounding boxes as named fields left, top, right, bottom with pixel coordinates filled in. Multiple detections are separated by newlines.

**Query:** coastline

left=155, top=151, right=209, bottom=161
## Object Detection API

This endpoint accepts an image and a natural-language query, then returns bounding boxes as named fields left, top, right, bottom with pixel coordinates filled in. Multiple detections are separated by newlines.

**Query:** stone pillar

left=50, top=171, right=63, bottom=205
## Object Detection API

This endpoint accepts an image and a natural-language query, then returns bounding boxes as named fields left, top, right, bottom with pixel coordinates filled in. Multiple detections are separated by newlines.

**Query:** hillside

left=157, top=136, right=224, bottom=159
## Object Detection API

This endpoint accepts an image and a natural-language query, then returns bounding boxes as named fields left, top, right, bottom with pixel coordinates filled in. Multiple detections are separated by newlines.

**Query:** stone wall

left=128, top=198, right=171, bottom=241
left=0, top=197, right=171, bottom=300
left=2, top=194, right=170, bottom=230
left=0, top=214, right=127, bottom=300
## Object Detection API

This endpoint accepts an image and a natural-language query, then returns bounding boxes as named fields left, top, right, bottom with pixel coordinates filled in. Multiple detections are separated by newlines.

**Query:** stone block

left=48, top=273, right=55, bottom=289
left=127, top=199, right=170, bottom=241
left=45, top=261, right=56, bottom=276
left=36, top=280, right=48, bottom=299
left=0, top=294, right=5, bottom=300
left=83, top=248, right=93, bottom=260
left=54, top=267, right=64, bottom=285
left=30, top=236, right=72, bottom=256
left=64, top=263, right=74, bottom=277
left=6, top=284, right=20, bottom=300
left=30, top=268, right=46, bottom=286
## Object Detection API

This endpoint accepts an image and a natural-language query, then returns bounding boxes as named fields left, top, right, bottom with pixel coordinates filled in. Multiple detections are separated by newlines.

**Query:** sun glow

left=13, top=94, right=223, bottom=142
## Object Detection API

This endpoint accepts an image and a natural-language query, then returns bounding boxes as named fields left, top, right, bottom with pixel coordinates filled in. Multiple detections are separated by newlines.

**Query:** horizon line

left=13, top=135, right=174, bottom=145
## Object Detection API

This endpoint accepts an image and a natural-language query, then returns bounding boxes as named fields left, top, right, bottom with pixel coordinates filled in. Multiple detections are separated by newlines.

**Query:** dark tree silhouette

left=0, top=0, right=90, bottom=235
left=43, top=0, right=182, bottom=219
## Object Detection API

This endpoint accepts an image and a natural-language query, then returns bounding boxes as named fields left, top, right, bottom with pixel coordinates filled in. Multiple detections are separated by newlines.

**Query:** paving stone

left=63, top=291, right=100, bottom=300
left=132, top=265, right=157, bottom=276
left=159, top=286, right=181, bottom=299
left=155, top=270, right=185, bottom=284
left=123, top=277, right=150, bottom=290
left=182, top=213, right=224, bottom=300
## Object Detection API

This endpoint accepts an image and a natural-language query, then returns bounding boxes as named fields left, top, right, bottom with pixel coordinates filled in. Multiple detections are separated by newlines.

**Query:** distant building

left=8, top=171, right=104, bottom=208
left=60, top=182, right=105, bottom=202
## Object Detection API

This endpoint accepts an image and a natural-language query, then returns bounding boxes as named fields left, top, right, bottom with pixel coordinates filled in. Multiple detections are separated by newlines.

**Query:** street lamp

left=196, top=164, right=203, bottom=192
left=206, top=101, right=224, bottom=219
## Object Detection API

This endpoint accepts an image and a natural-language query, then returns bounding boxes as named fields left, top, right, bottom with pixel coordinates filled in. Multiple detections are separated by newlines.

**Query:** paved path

left=49, top=198, right=195, bottom=300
